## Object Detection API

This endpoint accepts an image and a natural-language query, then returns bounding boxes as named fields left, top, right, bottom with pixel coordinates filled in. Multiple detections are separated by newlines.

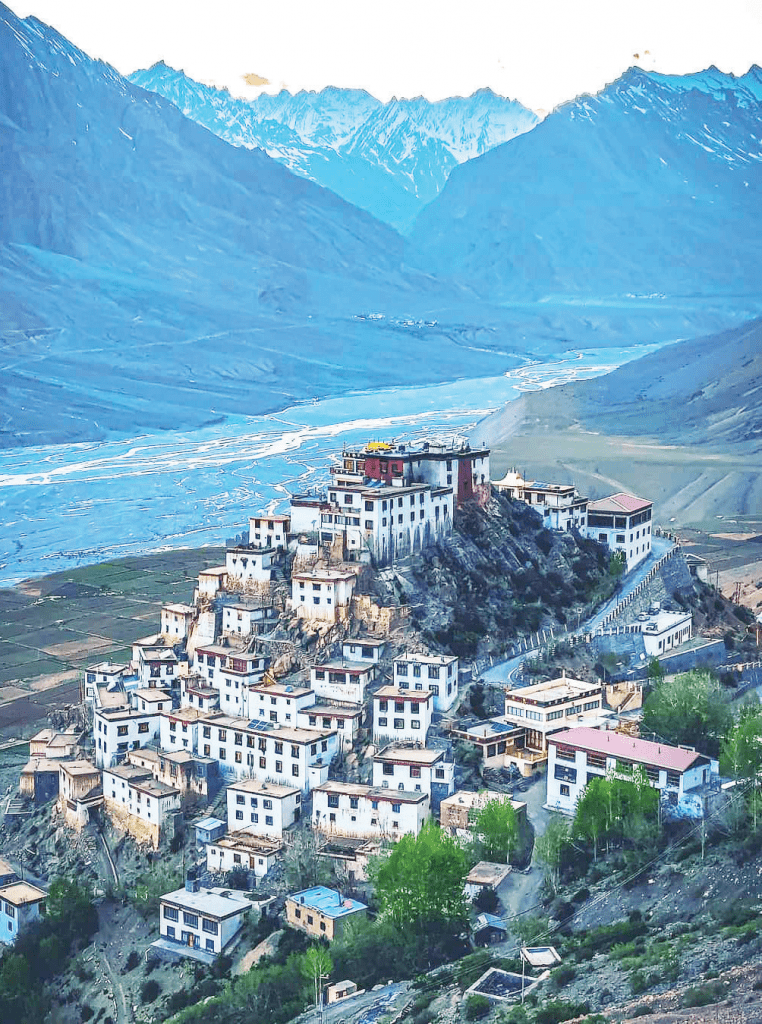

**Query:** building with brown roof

left=584, top=492, right=653, bottom=570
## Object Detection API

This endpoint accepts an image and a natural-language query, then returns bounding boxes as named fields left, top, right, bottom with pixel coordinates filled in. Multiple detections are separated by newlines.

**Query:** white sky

left=7, top=0, right=762, bottom=112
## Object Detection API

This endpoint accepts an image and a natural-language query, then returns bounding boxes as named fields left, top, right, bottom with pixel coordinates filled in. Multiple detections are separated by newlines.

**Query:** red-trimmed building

left=546, top=726, right=717, bottom=817
left=584, top=492, right=653, bottom=570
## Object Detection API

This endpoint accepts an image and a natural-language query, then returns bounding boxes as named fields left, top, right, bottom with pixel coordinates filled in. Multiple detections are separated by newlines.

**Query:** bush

left=474, top=886, right=498, bottom=913
left=123, top=950, right=140, bottom=972
left=682, top=981, right=725, bottom=1007
left=533, top=1000, right=590, bottom=1024
left=464, top=994, right=491, bottom=1020
left=226, top=865, right=250, bottom=889
left=140, top=979, right=161, bottom=1003
left=169, top=831, right=184, bottom=853
left=631, top=1006, right=653, bottom=1018
left=552, top=965, right=577, bottom=987
left=572, top=887, right=590, bottom=903
left=81, top=1007, right=94, bottom=1023
left=630, top=970, right=648, bottom=995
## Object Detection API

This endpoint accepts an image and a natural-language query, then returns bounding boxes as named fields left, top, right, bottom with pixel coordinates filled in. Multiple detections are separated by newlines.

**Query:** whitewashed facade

left=584, top=492, right=653, bottom=570
left=289, top=568, right=358, bottom=623
left=310, top=661, right=375, bottom=706
left=226, top=778, right=302, bottom=838
left=394, top=653, right=459, bottom=712
left=246, top=680, right=315, bottom=725
left=312, top=781, right=429, bottom=841
left=372, top=686, right=433, bottom=745
left=248, top=514, right=290, bottom=550
left=94, top=707, right=161, bottom=768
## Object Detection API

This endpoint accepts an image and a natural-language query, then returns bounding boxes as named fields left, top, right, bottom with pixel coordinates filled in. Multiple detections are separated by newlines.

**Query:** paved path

left=480, top=537, right=675, bottom=689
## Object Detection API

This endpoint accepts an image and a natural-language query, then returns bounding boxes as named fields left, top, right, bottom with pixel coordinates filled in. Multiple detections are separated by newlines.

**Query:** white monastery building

left=394, top=652, right=459, bottom=712
left=372, top=686, right=433, bottom=744
left=584, top=492, right=653, bottom=570
left=312, top=780, right=429, bottom=841
left=226, top=778, right=302, bottom=839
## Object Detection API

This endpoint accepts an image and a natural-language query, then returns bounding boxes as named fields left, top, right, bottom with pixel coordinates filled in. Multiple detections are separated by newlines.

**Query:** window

left=320, top=921, right=326, bottom=932
left=327, top=795, right=339, bottom=808
left=163, top=906, right=178, bottom=921
left=392, top=803, right=401, bottom=813
left=275, top=761, right=282, bottom=773
left=410, top=767, right=421, bottom=778
left=397, top=663, right=408, bottom=676
left=378, top=717, right=387, bottom=727
left=379, top=700, right=388, bottom=711
left=117, top=726, right=128, bottom=737
left=435, top=768, right=445, bottom=779
left=350, top=797, right=359, bottom=809
left=560, top=784, right=570, bottom=797
left=259, top=757, right=266, bottom=769
left=395, top=700, right=405, bottom=712
left=203, top=726, right=211, bottom=739
left=411, top=719, right=420, bottom=730
left=394, top=718, right=404, bottom=729
left=428, top=666, right=440, bottom=679
left=235, top=810, right=243, bottom=821
left=292, top=764, right=300, bottom=777
left=138, top=722, right=149, bottom=733
left=364, top=500, right=373, bottom=512
left=183, top=912, right=198, bottom=927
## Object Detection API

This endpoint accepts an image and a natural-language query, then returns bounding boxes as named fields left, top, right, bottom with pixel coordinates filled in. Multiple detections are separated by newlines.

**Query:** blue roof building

left=285, top=885, right=368, bottom=941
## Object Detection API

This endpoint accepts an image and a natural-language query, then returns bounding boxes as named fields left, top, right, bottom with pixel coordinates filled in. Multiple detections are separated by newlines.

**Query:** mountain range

left=411, top=66, right=762, bottom=306
left=127, top=64, right=539, bottom=233
left=2, top=1, right=761, bottom=450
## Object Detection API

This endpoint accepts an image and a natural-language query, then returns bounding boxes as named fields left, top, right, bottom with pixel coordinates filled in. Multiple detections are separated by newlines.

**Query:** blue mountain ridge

left=127, top=64, right=539, bottom=233
left=409, top=66, right=762, bottom=306
left=0, top=3, right=538, bottom=447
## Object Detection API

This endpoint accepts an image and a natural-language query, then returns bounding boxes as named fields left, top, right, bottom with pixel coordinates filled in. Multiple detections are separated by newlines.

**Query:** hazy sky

left=8, top=0, right=762, bottom=112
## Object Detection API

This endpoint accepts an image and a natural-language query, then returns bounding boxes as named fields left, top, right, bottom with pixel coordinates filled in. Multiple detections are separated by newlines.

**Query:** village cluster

left=4, top=438, right=716, bottom=970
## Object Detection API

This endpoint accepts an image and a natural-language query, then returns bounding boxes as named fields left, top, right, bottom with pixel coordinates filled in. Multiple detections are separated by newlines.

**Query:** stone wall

left=103, top=797, right=160, bottom=848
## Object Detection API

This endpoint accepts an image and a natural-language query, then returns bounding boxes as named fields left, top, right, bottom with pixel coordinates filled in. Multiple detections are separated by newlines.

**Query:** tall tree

left=572, top=776, right=608, bottom=861
left=533, top=816, right=569, bottom=894
left=300, top=945, right=333, bottom=1009
left=642, top=670, right=732, bottom=757
left=470, top=796, right=518, bottom=864
left=721, top=699, right=762, bottom=828
left=371, top=820, right=470, bottom=934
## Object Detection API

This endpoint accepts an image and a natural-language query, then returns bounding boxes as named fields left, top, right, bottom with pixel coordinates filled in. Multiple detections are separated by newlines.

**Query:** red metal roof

left=587, top=492, right=652, bottom=514
left=548, top=726, right=705, bottom=772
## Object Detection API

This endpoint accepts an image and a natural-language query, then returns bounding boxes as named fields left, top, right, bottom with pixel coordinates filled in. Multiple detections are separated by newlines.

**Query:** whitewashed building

left=297, top=704, right=364, bottom=752
left=225, top=547, right=273, bottom=588
left=131, top=636, right=179, bottom=689
left=193, top=644, right=269, bottom=716
left=394, top=653, right=459, bottom=712
left=640, top=611, right=693, bottom=657
left=94, top=706, right=162, bottom=768
left=197, top=566, right=229, bottom=600
left=584, top=492, right=653, bottom=570
left=312, top=781, right=429, bottom=841
left=157, top=878, right=253, bottom=958
left=102, top=764, right=181, bottom=847
left=310, top=661, right=375, bottom=706
left=161, top=604, right=195, bottom=639
left=372, top=744, right=455, bottom=812
left=289, top=567, right=358, bottom=623
left=221, top=599, right=274, bottom=639
left=249, top=514, right=290, bottom=550
left=493, top=472, right=588, bottom=532
left=131, top=688, right=173, bottom=716
left=246, top=678, right=315, bottom=726
left=341, top=637, right=386, bottom=663
left=546, top=726, right=718, bottom=816
left=160, top=707, right=215, bottom=755
left=226, top=778, right=302, bottom=838
left=372, top=686, right=433, bottom=745
left=206, top=832, right=282, bottom=878
left=180, top=677, right=220, bottom=715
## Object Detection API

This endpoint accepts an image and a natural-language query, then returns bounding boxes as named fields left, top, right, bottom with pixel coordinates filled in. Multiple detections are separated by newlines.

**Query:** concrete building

left=200, top=716, right=338, bottom=790
left=29, top=728, right=81, bottom=760
left=126, top=748, right=217, bottom=804
left=249, top=514, right=290, bottom=550
left=206, top=832, right=282, bottom=878
left=338, top=440, right=490, bottom=508
left=465, top=862, right=512, bottom=900
left=94, top=706, right=162, bottom=768
left=500, top=674, right=610, bottom=773
left=297, top=704, right=363, bottom=753
left=131, top=636, right=179, bottom=689
left=19, top=757, right=61, bottom=804
left=546, top=726, right=719, bottom=817
left=440, top=790, right=526, bottom=835
left=289, top=567, right=358, bottom=623
left=584, top=492, right=653, bottom=570
left=157, top=878, right=253, bottom=959
left=372, top=686, right=433, bottom=745
left=221, top=598, right=275, bottom=639
left=372, top=744, right=455, bottom=812
left=161, top=604, right=195, bottom=639
left=394, top=653, right=459, bottom=712
left=0, top=881, right=47, bottom=945
left=160, top=707, right=214, bottom=755
left=639, top=610, right=693, bottom=657
left=197, top=566, right=229, bottom=600
left=180, top=677, right=220, bottom=715
left=310, top=661, right=375, bottom=706
left=83, top=662, right=133, bottom=706
left=193, top=644, right=269, bottom=717
left=341, top=637, right=386, bottom=664
left=312, top=780, right=430, bottom=841
left=131, top=688, right=173, bottom=716
left=493, top=471, right=588, bottom=532
left=246, top=677, right=315, bottom=726
left=226, top=778, right=302, bottom=839
left=102, top=764, right=181, bottom=848
left=285, top=886, right=368, bottom=941
left=225, top=546, right=274, bottom=590
left=58, top=759, right=103, bottom=829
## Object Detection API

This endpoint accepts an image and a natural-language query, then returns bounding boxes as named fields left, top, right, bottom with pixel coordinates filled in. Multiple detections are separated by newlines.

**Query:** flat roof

left=0, top=881, right=47, bottom=906
left=215, top=831, right=283, bottom=855
left=163, top=604, right=194, bottom=615
left=134, top=688, right=173, bottom=702
left=374, top=686, right=432, bottom=701
left=343, top=638, right=386, bottom=648
left=104, top=764, right=153, bottom=783
left=196, top=816, right=226, bottom=830
left=197, top=644, right=264, bottom=659
left=506, top=676, right=600, bottom=703
left=227, top=779, right=300, bottom=798
left=291, top=568, right=358, bottom=582
left=549, top=727, right=707, bottom=772
left=313, top=780, right=428, bottom=804
left=162, top=708, right=215, bottom=723
left=60, top=759, right=100, bottom=776
left=199, top=566, right=228, bottom=577
left=467, top=862, right=512, bottom=887
left=249, top=513, right=290, bottom=522
left=249, top=681, right=313, bottom=698
left=396, top=652, right=457, bottom=666
left=96, top=686, right=130, bottom=709
left=588, top=492, right=652, bottom=514
left=302, top=705, right=363, bottom=720
left=162, top=886, right=253, bottom=919
left=441, top=790, right=526, bottom=814
left=287, top=886, right=367, bottom=918
left=374, top=744, right=444, bottom=765
left=133, top=778, right=180, bottom=798
left=313, top=661, right=374, bottom=674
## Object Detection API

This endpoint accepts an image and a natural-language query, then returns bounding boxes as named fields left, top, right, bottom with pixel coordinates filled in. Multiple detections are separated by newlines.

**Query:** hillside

left=127, top=65, right=538, bottom=233
left=473, top=318, right=762, bottom=526
left=410, top=67, right=762, bottom=325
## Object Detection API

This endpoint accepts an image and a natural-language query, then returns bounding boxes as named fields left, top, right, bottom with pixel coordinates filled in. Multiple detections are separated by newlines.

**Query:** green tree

left=609, top=551, right=626, bottom=578
left=371, top=820, right=470, bottom=935
left=642, top=670, right=732, bottom=757
left=534, top=816, right=569, bottom=893
left=471, top=796, right=518, bottom=864
left=721, top=699, right=762, bottom=828
left=572, top=777, right=608, bottom=861
left=300, top=945, right=333, bottom=1008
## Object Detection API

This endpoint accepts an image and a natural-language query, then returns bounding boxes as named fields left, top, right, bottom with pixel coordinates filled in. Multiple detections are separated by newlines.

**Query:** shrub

left=631, top=1007, right=653, bottom=1018
left=464, top=994, right=491, bottom=1020
left=572, top=887, right=590, bottom=903
left=552, top=965, right=577, bottom=988
left=474, top=886, right=499, bottom=913
left=81, top=1007, right=94, bottom=1022
left=630, top=970, right=648, bottom=995
left=124, top=950, right=140, bottom=972
left=682, top=981, right=725, bottom=1007
left=226, top=865, right=250, bottom=889
left=533, top=1000, right=590, bottom=1024
left=140, top=979, right=161, bottom=1003
left=169, top=831, right=184, bottom=853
